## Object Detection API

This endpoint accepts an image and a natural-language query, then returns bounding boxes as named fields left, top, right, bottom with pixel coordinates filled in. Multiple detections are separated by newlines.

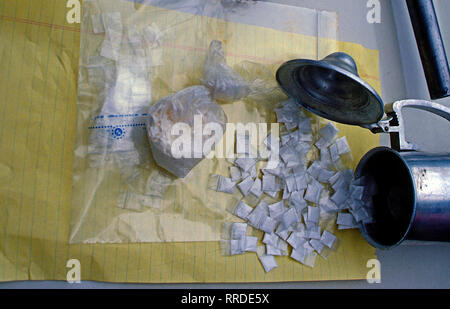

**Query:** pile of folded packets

left=210, top=99, right=376, bottom=272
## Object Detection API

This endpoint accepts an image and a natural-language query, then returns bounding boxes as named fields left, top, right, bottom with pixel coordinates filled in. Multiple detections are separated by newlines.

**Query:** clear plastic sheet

left=69, top=0, right=339, bottom=243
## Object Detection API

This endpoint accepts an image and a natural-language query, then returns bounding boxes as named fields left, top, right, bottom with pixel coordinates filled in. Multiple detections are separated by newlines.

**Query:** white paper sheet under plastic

left=69, top=0, right=339, bottom=244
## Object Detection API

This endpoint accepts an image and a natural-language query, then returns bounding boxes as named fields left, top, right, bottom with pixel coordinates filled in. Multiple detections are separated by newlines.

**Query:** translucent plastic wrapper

left=146, top=85, right=227, bottom=178
left=201, top=40, right=250, bottom=102
left=69, top=0, right=340, bottom=244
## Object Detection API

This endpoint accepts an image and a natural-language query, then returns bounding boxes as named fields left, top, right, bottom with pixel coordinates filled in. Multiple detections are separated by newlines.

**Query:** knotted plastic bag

left=201, top=40, right=250, bottom=102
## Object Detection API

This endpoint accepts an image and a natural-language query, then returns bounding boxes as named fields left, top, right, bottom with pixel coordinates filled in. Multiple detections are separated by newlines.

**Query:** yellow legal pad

left=0, top=0, right=378, bottom=283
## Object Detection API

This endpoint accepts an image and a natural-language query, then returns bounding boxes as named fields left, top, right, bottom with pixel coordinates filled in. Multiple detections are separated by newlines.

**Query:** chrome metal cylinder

left=355, top=147, right=450, bottom=249
left=402, top=151, right=450, bottom=241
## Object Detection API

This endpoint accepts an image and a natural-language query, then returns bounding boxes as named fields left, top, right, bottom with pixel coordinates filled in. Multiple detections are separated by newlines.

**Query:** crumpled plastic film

left=201, top=40, right=250, bottom=102
left=146, top=85, right=227, bottom=178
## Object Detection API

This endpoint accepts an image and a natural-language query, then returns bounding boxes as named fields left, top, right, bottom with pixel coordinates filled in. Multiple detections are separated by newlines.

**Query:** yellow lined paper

left=0, top=0, right=378, bottom=283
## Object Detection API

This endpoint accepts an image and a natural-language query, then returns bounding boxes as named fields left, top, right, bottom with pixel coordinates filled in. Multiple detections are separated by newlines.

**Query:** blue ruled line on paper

left=87, top=123, right=146, bottom=129
left=93, top=113, right=148, bottom=120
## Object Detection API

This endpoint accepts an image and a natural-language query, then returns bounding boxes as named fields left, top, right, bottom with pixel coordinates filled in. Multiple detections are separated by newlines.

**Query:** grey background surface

left=1, top=0, right=449, bottom=289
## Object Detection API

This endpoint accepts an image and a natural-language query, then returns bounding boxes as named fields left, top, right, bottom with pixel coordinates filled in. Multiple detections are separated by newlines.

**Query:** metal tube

left=356, top=147, right=450, bottom=249
left=406, top=0, right=450, bottom=100
left=402, top=152, right=450, bottom=241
